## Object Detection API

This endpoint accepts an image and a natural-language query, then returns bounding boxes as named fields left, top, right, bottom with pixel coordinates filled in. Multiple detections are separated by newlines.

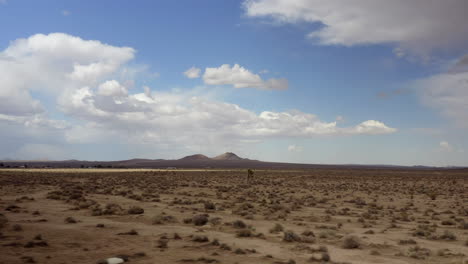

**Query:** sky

left=0, top=0, right=467, bottom=166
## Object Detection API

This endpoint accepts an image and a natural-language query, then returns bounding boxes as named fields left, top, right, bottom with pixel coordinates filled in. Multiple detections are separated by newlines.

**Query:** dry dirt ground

left=0, top=168, right=467, bottom=264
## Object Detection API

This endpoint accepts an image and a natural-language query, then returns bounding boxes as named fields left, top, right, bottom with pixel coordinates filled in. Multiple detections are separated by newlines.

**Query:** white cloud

left=62, top=10, right=70, bottom=16
left=288, top=144, right=303, bottom=152
left=97, top=80, right=128, bottom=97
left=0, top=33, right=396, bottom=159
left=0, top=33, right=134, bottom=120
left=203, top=64, right=288, bottom=90
left=347, top=120, right=396, bottom=135
left=184, top=66, right=201, bottom=79
left=61, top=86, right=396, bottom=144
left=415, top=55, right=468, bottom=128
left=244, top=0, right=468, bottom=57
left=439, top=141, right=453, bottom=152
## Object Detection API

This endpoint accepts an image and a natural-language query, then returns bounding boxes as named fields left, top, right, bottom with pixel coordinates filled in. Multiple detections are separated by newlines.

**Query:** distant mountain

left=1, top=152, right=466, bottom=170
left=212, top=152, right=243, bottom=161
left=179, top=154, right=210, bottom=161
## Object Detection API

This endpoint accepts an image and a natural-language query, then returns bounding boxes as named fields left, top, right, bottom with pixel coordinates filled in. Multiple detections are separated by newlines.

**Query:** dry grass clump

left=157, top=238, right=168, bottom=248
left=204, top=201, right=216, bottom=210
left=64, top=216, right=77, bottom=224
left=192, top=235, right=209, bottom=243
left=0, top=214, right=8, bottom=231
left=269, top=223, right=284, bottom=233
left=192, top=214, right=209, bottom=226
left=398, top=239, right=417, bottom=245
left=407, top=246, right=431, bottom=259
left=438, top=230, right=457, bottom=240
left=283, top=230, right=302, bottom=242
left=152, top=213, right=178, bottom=225
left=117, top=229, right=139, bottom=235
left=342, top=235, right=361, bottom=249
left=232, top=220, right=247, bottom=229
left=412, top=224, right=436, bottom=238
left=236, top=229, right=253, bottom=237
left=127, top=206, right=144, bottom=214
left=12, top=224, right=22, bottom=231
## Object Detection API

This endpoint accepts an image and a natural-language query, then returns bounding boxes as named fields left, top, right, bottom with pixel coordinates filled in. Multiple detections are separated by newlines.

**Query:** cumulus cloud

left=439, top=141, right=454, bottom=152
left=203, top=64, right=288, bottom=90
left=0, top=33, right=134, bottom=120
left=243, top=0, right=468, bottom=56
left=184, top=66, right=201, bottom=79
left=0, top=33, right=396, bottom=159
left=61, top=85, right=396, bottom=142
left=288, top=144, right=302, bottom=152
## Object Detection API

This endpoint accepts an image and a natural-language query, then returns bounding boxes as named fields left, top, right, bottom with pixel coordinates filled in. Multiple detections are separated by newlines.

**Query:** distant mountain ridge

left=1, top=152, right=466, bottom=170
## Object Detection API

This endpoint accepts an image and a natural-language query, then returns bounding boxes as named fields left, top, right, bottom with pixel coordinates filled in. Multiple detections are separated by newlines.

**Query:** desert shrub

left=192, top=214, right=209, bottom=226
left=117, top=229, right=138, bottom=235
left=342, top=236, right=361, bottom=249
left=283, top=230, right=301, bottom=242
left=127, top=206, right=144, bottom=215
left=301, top=230, right=315, bottom=237
left=0, top=214, right=8, bottom=229
left=152, top=214, right=178, bottom=225
left=269, top=223, right=284, bottom=233
left=220, top=243, right=231, bottom=250
left=232, top=220, right=247, bottom=229
left=24, top=240, right=48, bottom=248
left=398, top=239, right=417, bottom=245
left=64, top=216, right=77, bottom=224
left=459, top=220, right=468, bottom=229
left=192, top=235, right=209, bottom=242
left=319, top=252, right=330, bottom=261
left=91, top=208, right=103, bottom=216
left=234, top=248, right=246, bottom=254
left=236, top=229, right=253, bottom=237
left=204, top=201, right=216, bottom=210
left=209, top=217, right=222, bottom=226
left=412, top=224, right=436, bottom=238
left=441, top=219, right=455, bottom=225
left=427, top=191, right=438, bottom=200
left=20, top=256, right=35, bottom=263
left=211, top=239, right=220, bottom=246
left=157, top=238, right=168, bottom=248
left=407, top=246, right=431, bottom=259
left=439, top=230, right=456, bottom=240
left=103, top=203, right=124, bottom=215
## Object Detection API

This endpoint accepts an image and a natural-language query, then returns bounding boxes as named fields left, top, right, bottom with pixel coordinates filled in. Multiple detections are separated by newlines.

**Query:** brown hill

left=212, top=152, right=243, bottom=161
left=178, top=154, right=210, bottom=161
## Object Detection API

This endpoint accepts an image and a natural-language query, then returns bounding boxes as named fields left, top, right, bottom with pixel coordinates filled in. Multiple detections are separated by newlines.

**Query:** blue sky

left=0, top=0, right=467, bottom=166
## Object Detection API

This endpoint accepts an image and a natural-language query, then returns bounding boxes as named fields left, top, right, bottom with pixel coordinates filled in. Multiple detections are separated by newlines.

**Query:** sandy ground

left=0, top=169, right=467, bottom=264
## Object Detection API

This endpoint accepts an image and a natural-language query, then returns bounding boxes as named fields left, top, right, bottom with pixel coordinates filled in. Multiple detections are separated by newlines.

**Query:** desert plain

left=0, top=168, right=467, bottom=264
